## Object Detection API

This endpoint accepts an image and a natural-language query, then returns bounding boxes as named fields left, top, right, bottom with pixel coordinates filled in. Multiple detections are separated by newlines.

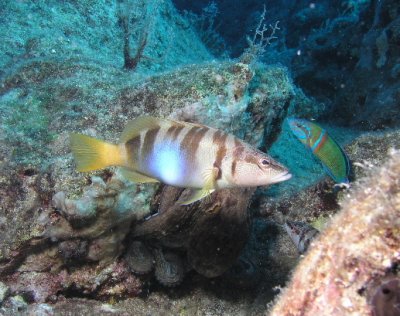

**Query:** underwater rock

left=50, top=174, right=153, bottom=239
left=0, top=281, right=9, bottom=305
left=124, top=240, right=187, bottom=287
left=66, top=261, right=142, bottom=299
left=6, top=270, right=69, bottom=303
left=1, top=295, right=28, bottom=315
left=153, top=248, right=185, bottom=287
left=125, top=241, right=154, bottom=275
left=48, top=173, right=155, bottom=265
left=222, top=255, right=262, bottom=289
left=270, top=149, right=400, bottom=315
left=58, top=239, right=88, bottom=264
left=368, top=275, right=400, bottom=316
left=133, top=186, right=254, bottom=279
left=0, top=0, right=311, bottom=309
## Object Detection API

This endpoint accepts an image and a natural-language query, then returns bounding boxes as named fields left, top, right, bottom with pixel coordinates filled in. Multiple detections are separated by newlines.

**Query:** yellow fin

left=178, top=188, right=215, bottom=206
left=203, top=167, right=219, bottom=190
left=120, top=168, right=159, bottom=183
left=178, top=167, right=219, bottom=205
left=70, top=133, right=123, bottom=172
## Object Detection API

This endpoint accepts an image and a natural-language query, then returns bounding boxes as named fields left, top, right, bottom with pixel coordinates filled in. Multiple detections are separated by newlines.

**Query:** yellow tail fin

left=70, top=133, right=124, bottom=172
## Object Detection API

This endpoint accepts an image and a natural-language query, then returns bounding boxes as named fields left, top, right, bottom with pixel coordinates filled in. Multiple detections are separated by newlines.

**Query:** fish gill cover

left=0, top=0, right=399, bottom=315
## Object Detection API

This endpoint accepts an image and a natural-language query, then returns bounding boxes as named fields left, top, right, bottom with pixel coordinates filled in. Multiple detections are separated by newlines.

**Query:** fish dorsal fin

left=120, top=167, right=159, bottom=183
left=120, top=116, right=211, bottom=143
left=120, top=116, right=173, bottom=142
left=162, top=117, right=210, bottom=129
left=178, top=120, right=209, bottom=129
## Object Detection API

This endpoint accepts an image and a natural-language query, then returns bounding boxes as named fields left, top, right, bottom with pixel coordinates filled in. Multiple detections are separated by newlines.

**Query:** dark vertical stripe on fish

left=125, top=135, right=141, bottom=166
left=231, top=160, right=237, bottom=177
left=141, top=126, right=160, bottom=161
left=165, top=125, right=177, bottom=138
left=171, top=125, right=184, bottom=141
left=233, top=137, right=245, bottom=159
left=212, top=131, right=228, bottom=180
left=180, top=126, right=208, bottom=159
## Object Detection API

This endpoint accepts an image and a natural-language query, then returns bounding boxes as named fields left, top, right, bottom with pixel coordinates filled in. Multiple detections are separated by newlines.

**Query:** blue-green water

left=0, top=1, right=399, bottom=315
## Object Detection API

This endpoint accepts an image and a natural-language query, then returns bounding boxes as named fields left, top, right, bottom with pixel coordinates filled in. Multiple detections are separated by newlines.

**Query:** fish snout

left=269, top=161, right=292, bottom=183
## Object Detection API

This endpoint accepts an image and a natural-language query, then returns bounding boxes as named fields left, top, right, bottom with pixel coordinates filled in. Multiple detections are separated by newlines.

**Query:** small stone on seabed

left=0, top=281, right=9, bottom=304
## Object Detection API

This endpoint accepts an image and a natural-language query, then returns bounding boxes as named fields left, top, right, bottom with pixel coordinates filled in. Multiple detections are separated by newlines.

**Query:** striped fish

left=287, top=118, right=350, bottom=184
left=70, top=116, right=291, bottom=205
left=283, top=220, right=319, bottom=254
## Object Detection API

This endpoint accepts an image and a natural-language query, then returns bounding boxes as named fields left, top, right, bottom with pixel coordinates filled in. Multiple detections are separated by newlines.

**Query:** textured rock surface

left=0, top=0, right=305, bottom=306
left=2, top=0, right=399, bottom=314
left=270, top=149, right=400, bottom=315
left=133, top=186, right=254, bottom=279
left=0, top=281, right=9, bottom=305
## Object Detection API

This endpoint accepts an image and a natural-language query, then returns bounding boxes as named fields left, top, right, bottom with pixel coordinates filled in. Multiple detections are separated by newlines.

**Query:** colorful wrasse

left=70, top=116, right=291, bottom=205
left=283, top=220, right=319, bottom=254
left=287, top=118, right=350, bottom=184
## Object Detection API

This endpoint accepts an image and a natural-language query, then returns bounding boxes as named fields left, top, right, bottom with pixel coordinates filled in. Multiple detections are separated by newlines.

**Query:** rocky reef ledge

left=270, top=149, right=400, bottom=316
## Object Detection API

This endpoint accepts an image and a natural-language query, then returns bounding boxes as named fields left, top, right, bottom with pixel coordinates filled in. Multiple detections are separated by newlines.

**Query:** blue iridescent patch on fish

left=148, top=142, right=183, bottom=185
left=287, top=118, right=310, bottom=141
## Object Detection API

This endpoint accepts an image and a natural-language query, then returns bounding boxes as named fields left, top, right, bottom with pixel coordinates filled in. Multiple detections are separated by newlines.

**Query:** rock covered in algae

left=125, top=241, right=154, bottom=275
left=132, top=186, right=255, bottom=279
left=0, top=0, right=320, bottom=310
left=270, top=149, right=400, bottom=316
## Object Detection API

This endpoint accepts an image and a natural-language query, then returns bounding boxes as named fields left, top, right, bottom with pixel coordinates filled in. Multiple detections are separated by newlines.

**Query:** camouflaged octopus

left=125, top=185, right=255, bottom=286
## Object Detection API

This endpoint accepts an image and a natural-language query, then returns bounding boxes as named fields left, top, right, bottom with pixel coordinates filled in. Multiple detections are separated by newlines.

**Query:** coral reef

left=270, top=149, right=400, bottom=315
left=178, top=0, right=400, bottom=129
left=2, top=0, right=399, bottom=314
left=0, top=0, right=305, bottom=306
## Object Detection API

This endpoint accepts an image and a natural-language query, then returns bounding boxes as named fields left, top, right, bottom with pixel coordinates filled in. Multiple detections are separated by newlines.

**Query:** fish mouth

left=271, top=171, right=292, bottom=183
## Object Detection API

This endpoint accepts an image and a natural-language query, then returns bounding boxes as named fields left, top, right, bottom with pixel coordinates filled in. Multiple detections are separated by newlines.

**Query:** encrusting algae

left=70, top=116, right=291, bottom=205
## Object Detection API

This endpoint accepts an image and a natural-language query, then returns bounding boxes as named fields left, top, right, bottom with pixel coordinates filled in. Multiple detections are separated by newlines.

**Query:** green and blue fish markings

left=287, top=118, right=350, bottom=184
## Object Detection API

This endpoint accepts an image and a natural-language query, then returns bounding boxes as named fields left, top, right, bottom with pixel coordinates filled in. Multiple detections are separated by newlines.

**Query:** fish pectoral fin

left=177, top=167, right=219, bottom=205
left=120, top=168, right=159, bottom=183
left=177, top=188, right=215, bottom=206
left=203, top=167, right=219, bottom=190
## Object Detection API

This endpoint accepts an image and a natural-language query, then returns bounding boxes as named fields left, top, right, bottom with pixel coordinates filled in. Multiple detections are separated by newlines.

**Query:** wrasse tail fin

left=120, top=167, right=159, bottom=183
left=70, top=133, right=123, bottom=172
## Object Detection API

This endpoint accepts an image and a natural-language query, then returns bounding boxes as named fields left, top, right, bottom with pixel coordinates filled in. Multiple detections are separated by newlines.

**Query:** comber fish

left=287, top=118, right=350, bottom=184
left=284, top=220, right=319, bottom=254
left=70, top=116, right=291, bottom=205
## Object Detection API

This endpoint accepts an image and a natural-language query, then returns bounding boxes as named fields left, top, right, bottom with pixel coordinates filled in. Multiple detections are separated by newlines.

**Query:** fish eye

left=261, top=159, right=270, bottom=165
